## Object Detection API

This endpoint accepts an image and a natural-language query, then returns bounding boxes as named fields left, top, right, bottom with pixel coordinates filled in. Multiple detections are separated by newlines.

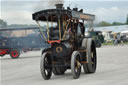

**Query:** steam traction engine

left=32, top=4, right=97, bottom=80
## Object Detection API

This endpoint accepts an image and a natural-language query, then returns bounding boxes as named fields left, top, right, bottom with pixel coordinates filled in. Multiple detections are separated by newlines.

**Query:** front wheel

left=96, top=40, right=102, bottom=47
left=71, top=51, right=81, bottom=79
left=40, top=52, right=52, bottom=80
left=10, top=49, right=20, bottom=59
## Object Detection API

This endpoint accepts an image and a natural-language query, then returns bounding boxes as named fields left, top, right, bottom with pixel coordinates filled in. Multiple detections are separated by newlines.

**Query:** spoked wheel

left=71, top=51, right=81, bottom=79
left=10, top=49, right=20, bottom=59
left=83, top=39, right=97, bottom=73
left=0, top=55, right=5, bottom=57
left=96, top=40, right=102, bottom=48
left=40, top=52, right=52, bottom=80
left=90, top=51, right=96, bottom=67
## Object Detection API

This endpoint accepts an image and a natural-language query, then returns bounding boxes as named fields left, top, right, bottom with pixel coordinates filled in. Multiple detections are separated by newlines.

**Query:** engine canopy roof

left=32, top=9, right=95, bottom=21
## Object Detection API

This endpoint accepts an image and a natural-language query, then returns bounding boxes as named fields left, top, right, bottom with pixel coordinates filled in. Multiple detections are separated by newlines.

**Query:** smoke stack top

left=55, top=4, right=63, bottom=9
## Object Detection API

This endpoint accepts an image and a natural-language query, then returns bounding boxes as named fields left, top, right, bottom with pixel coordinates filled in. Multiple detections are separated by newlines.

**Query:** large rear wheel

left=40, top=52, right=52, bottom=80
left=71, top=51, right=81, bottom=79
left=83, top=39, right=97, bottom=73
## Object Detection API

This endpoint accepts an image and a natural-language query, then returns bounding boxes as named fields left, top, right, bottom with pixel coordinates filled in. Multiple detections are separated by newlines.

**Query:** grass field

left=102, top=42, right=128, bottom=46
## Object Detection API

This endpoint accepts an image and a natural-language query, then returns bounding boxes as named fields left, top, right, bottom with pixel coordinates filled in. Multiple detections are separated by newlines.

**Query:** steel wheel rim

left=43, top=55, right=52, bottom=77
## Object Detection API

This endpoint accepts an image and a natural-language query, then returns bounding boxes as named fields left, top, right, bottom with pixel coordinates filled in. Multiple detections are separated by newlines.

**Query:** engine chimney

left=55, top=4, right=63, bottom=9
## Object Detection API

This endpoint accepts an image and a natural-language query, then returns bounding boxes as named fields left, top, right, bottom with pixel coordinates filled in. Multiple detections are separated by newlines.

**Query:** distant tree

left=8, top=24, right=37, bottom=28
left=98, top=21, right=111, bottom=27
left=112, top=22, right=124, bottom=25
left=126, top=14, right=128, bottom=25
left=0, top=19, right=7, bottom=28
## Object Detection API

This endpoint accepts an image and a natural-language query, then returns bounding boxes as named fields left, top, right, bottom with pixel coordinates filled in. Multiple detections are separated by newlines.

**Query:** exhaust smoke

left=33, top=0, right=64, bottom=11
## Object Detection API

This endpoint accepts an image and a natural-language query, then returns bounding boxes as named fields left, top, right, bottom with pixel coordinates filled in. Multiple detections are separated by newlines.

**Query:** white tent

left=121, top=30, right=128, bottom=34
left=94, top=25, right=128, bottom=32
left=120, top=30, right=128, bottom=38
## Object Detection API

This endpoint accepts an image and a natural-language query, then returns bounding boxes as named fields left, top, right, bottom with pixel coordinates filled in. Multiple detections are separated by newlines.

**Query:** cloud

left=1, top=0, right=128, bottom=25
left=85, top=7, right=128, bottom=23
left=1, top=10, right=35, bottom=24
left=111, top=7, right=119, bottom=11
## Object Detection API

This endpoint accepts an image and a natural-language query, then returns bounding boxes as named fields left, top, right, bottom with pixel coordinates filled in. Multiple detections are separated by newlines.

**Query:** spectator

left=114, top=36, right=118, bottom=46
left=120, top=36, right=124, bottom=46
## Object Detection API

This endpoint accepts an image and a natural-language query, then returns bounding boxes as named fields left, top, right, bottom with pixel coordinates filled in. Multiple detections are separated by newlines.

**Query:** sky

left=0, top=0, right=128, bottom=25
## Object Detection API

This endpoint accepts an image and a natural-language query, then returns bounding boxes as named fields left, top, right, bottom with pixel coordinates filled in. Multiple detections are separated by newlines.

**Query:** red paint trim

left=48, top=40, right=61, bottom=44
left=0, top=49, right=8, bottom=55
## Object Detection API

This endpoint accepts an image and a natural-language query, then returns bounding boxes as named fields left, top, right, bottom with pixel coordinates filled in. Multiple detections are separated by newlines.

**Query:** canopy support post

left=36, top=21, right=47, bottom=41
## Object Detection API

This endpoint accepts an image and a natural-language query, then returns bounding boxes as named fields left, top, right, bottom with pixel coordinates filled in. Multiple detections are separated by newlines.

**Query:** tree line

left=1, top=16, right=128, bottom=28
left=0, top=19, right=7, bottom=28
left=96, top=21, right=127, bottom=27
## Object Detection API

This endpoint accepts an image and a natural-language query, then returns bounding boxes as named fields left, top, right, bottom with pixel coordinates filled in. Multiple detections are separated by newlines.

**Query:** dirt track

left=1, top=45, right=128, bottom=85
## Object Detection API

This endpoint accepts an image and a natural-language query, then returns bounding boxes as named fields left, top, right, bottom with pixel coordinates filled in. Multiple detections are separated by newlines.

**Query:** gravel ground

left=1, top=45, right=128, bottom=85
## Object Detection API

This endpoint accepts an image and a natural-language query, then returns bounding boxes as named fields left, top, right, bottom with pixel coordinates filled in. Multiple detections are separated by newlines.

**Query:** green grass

left=124, top=42, right=128, bottom=44
left=102, top=42, right=113, bottom=46
left=102, top=42, right=128, bottom=46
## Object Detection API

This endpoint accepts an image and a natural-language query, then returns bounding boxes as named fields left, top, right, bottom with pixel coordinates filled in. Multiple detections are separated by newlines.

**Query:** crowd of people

left=113, top=35, right=128, bottom=46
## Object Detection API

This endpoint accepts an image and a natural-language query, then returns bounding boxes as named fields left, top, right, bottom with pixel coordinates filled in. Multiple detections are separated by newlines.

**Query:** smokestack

left=73, top=8, right=78, bottom=11
left=55, top=4, right=63, bottom=9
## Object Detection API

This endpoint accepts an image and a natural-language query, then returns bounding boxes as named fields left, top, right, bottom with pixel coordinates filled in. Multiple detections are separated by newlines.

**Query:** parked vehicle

left=0, top=27, right=48, bottom=59
left=88, top=31, right=104, bottom=47
left=121, top=30, right=128, bottom=42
